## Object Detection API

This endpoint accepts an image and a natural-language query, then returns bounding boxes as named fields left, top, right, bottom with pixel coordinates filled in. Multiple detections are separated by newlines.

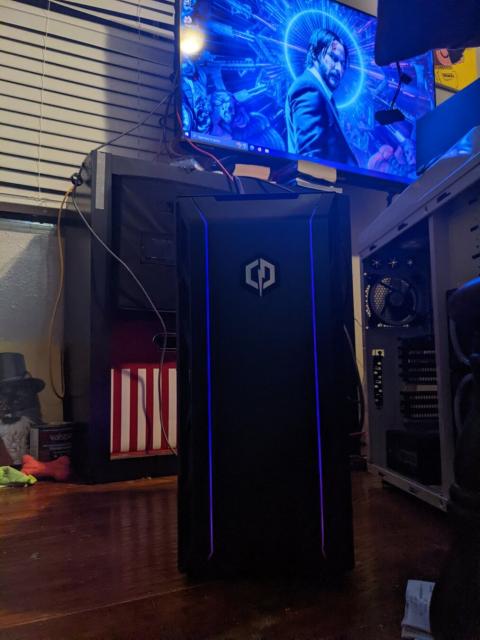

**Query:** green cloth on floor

left=0, top=466, right=37, bottom=487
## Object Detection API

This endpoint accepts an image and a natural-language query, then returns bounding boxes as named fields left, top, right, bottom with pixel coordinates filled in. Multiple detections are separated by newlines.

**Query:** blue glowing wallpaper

left=179, top=0, right=435, bottom=182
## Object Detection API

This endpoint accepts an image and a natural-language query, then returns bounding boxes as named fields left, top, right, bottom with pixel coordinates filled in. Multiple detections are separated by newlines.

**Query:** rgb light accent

left=192, top=200, right=215, bottom=561
left=309, top=210, right=327, bottom=559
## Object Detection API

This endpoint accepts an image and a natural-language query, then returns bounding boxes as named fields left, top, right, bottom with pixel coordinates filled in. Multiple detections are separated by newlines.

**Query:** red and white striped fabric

left=110, top=362, right=177, bottom=459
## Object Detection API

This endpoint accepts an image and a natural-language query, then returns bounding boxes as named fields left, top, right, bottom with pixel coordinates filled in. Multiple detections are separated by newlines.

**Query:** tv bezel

left=175, top=0, right=436, bottom=188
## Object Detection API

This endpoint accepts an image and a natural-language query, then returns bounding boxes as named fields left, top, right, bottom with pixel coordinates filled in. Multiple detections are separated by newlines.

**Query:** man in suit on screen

left=286, top=28, right=358, bottom=166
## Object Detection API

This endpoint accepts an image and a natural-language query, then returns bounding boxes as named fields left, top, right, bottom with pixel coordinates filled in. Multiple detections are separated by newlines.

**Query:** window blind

left=0, top=0, right=175, bottom=210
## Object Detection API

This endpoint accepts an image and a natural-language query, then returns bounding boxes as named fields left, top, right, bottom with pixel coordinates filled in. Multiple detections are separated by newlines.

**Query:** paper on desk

left=297, top=159, right=337, bottom=183
left=401, top=626, right=432, bottom=640
left=234, top=164, right=271, bottom=180
left=401, top=580, right=435, bottom=639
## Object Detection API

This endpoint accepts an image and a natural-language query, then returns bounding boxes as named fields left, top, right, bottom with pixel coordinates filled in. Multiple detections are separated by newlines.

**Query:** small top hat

left=0, top=353, right=45, bottom=393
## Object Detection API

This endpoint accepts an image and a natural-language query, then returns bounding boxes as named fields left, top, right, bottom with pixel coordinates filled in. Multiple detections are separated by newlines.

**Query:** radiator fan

left=367, top=276, right=418, bottom=326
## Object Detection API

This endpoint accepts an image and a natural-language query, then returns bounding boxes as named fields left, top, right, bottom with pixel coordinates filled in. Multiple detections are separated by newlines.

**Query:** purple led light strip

left=193, top=201, right=214, bottom=560
left=309, top=210, right=327, bottom=559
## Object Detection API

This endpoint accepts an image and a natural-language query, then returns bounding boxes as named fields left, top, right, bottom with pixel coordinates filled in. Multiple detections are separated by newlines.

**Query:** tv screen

left=179, top=0, right=435, bottom=184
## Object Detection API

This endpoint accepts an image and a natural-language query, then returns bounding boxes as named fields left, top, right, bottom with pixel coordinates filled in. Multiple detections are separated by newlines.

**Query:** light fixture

left=180, top=27, right=205, bottom=56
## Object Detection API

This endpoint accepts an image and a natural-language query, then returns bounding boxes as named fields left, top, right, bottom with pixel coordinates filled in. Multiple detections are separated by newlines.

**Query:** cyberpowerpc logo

left=245, top=258, right=277, bottom=297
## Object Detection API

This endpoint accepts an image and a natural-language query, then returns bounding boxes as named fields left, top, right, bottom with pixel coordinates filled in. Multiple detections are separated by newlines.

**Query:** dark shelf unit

left=63, top=152, right=231, bottom=482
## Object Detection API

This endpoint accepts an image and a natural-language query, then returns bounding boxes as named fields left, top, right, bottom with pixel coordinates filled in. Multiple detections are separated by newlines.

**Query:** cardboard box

left=29, top=422, right=80, bottom=462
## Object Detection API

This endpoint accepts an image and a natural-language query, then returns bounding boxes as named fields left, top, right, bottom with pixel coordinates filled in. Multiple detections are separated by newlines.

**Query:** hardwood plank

left=0, top=472, right=449, bottom=640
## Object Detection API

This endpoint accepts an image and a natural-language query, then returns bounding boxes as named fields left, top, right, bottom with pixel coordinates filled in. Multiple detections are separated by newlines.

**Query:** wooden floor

left=0, top=471, right=449, bottom=640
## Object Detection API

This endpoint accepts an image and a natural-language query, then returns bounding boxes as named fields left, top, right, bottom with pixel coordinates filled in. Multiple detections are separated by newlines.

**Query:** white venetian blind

left=0, top=0, right=175, bottom=209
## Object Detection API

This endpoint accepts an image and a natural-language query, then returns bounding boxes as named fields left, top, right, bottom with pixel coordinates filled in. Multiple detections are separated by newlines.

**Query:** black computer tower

left=176, top=193, right=355, bottom=576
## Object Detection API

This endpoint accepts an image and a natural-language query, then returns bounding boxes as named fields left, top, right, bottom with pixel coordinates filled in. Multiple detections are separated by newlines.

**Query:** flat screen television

left=178, top=0, right=435, bottom=185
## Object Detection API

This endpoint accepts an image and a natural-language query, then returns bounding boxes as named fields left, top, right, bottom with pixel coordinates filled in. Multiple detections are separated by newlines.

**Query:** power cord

left=69, top=188, right=177, bottom=456
left=62, top=78, right=246, bottom=458
left=69, top=85, right=178, bottom=451
left=91, top=88, right=176, bottom=158
left=153, top=333, right=177, bottom=456
left=48, top=185, right=74, bottom=400
left=51, top=80, right=178, bottom=409
left=62, top=81, right=249, bottom=456
left=72, top=83, right=178, bottom=189
left=175, top=109, right=239, bottom=193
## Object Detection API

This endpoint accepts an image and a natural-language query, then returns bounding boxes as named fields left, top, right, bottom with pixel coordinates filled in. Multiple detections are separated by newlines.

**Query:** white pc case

left=359, top=128, right=480, bottom=509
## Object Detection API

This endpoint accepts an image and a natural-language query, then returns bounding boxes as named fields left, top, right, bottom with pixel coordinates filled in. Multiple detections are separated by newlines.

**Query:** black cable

left=343, top=324, right=365, bottom=435
left=70, top=189, right=176, bottom=455
left=91, top=92, right=175, bottom=157
left=153, top=333, right=177, bottom=455
left=390, top=62, right=403, bottom=109
left=160, top=88, right=177, bottom=158
left=71, top=81, right=179, bottom=188
left=68, top=78, right=180, bottom=452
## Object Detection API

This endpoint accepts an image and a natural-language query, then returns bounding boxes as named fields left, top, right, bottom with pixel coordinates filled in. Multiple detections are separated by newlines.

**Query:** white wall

left=343, top=0, right=377, bottom=15
left=0, top=219, right=63, bottom=422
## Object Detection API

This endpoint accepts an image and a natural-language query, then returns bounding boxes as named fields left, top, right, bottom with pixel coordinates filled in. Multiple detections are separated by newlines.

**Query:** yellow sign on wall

left=435, top=48, right=478, bottom=92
